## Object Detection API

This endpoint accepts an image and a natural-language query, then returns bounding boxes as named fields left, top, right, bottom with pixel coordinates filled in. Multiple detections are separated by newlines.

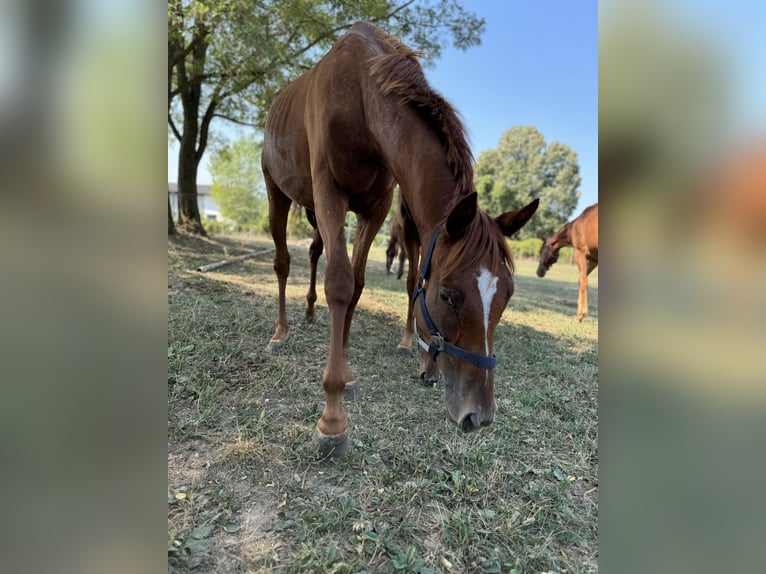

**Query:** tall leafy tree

left=475, top=126, right=581, bottom=239
left=168, top=0, right=485, bottom=235
left=209, top=135, right=266, bottom=227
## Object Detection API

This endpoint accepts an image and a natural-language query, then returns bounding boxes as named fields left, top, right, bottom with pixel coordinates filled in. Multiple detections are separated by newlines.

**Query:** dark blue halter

left=411, top=227, right=497, bottom=370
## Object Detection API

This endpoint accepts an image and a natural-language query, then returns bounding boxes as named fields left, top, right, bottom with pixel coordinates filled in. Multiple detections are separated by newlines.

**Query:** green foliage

left=169, top=1, right=486, bottom=132
left=508, top=237, right=543, bottom=260
left=209, top=134, right=268, bottom=227
left=169, top=1, right=486, bottom=235
left=287, top=205, right=315, bottom=239
left=507, top=238, right=573, bottom=263
left=475, top=126, right=581, bottom=239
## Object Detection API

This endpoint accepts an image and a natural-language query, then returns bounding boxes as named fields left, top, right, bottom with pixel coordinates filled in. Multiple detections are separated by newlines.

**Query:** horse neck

left=379, top=121, right=465, bottom=237
left=551, top=223, right=573, bottom=251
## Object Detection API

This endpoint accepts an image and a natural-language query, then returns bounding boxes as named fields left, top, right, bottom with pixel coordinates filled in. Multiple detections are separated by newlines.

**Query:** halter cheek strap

left=411, top=227, right=497, bottom=370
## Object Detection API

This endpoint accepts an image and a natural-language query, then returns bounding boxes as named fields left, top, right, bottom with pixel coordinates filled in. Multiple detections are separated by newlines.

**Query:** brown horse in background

left=537, top=203, right=599, bottom=321
left=262, top=22, right=538, bottom=456
left=385, top=213, right=407, bottom=279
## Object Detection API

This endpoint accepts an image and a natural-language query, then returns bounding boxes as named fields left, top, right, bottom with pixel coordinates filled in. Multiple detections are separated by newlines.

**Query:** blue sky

left=169, top=1, right=599, bottom=214
left=426, top=0, right=598, bottom=213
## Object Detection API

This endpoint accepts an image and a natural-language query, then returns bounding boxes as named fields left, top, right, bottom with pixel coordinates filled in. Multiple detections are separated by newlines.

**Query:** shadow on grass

left=169, top=233, right=598, bottom=573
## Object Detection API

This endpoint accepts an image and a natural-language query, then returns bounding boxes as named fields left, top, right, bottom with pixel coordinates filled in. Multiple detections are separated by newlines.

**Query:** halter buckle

left=427, top=333, right=444, bottom=361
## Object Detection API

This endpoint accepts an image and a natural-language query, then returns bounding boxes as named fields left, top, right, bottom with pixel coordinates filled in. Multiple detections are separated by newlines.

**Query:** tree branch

left=168, top=115, right=182, bottom=142
left=169, top=36, right=194, bottom=73
left=196, top=95, right=219, bottom=164
left=386, top=0, right=417, bottom=20
left=212, top=113, right=259, bottom=128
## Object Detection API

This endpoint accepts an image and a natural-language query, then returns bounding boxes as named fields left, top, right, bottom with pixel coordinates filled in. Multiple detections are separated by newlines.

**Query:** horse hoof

left=396, top=345, right=414, bottom=358
left=344, top=382, right=362, bottom=401
left=304, top=316, right=316, bottom=324
left=313, top=428, right=350, bottom=458
left=266, top=340, right=285, bottom=354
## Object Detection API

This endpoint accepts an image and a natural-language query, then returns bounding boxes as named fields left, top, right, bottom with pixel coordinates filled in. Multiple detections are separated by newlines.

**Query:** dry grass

left=168, top=232, right=598, bottom=573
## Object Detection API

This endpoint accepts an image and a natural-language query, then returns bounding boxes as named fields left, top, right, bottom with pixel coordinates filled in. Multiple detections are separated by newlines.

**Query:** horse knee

left=325, top=268, right=354, bottom=307
left=273, top=253, right=290, bottom=277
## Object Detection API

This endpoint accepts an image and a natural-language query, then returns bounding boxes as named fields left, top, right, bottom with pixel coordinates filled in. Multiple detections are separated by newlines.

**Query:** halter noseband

left=411, top=227, right=497, bottom=370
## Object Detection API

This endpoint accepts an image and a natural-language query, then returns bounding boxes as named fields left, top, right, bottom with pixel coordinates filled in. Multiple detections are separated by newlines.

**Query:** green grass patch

left=168, top=232, right=597, bottom=573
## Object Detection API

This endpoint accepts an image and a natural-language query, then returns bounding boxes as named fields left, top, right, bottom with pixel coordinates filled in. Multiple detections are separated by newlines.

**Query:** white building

left=168, top=183, right=222, bottom=221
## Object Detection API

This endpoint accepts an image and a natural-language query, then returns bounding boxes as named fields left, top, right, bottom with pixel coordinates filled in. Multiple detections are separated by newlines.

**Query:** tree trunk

left=177, top=130, right=206, bottom=236
left=168, top=195, right=176, bottom=236
left=174, top=20, right=208, bottom=237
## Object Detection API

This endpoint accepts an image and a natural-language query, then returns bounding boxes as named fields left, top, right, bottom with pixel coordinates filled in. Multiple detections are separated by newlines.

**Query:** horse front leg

left=310, top=185, right=355, bottom=457
left=265, top=175, right=292, bottom=353
left=305, top=226, right=323, bottom=322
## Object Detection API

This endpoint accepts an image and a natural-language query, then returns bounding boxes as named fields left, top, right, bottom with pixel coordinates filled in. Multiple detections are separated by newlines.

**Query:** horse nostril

left=460, top=413, right=479, bottom=432
left=460, top=412, right=494, bottom=432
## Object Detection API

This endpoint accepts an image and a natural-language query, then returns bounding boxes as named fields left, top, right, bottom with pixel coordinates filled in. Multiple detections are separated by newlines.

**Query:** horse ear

left=495, top=198, right=540, bottom=238
left=445, top=192, right=477, bottom=239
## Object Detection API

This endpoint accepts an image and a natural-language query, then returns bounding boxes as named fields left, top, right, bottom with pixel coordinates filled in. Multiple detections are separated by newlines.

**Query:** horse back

left=572, top=203, right=599, bottom=258
left=262, top=73, right=314, bottom=208
left=263, top=24, right=394, bottom=212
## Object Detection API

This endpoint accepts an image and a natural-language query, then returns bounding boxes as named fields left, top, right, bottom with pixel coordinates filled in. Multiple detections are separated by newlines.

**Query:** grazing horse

left=537, top=203, right=599, bottom=321
left=261, top=22, right=538, bottom=456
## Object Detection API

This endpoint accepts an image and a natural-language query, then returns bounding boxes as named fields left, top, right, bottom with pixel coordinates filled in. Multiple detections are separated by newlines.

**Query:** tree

left=475, top=126, right=581, bottom=239
left=168, top=196, right=177, bottom=235
left=209, top=134, right=267, bottom=228
left=168, top=0, right=485, bottom=235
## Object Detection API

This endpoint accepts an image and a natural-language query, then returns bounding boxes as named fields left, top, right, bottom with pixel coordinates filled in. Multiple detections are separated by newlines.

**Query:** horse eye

left=439, top=288, right=458, bottom=308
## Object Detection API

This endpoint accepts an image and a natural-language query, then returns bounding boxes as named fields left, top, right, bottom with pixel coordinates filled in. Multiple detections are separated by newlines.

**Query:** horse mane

left=363, top=26, right=506, bottom=279
left=442, top=212, right=515, bottom=279
left=366, top=27, right=474, bottom=195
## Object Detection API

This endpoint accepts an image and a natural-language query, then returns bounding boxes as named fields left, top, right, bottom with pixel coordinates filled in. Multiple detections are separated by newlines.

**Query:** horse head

left=536, top=239, right=559, bottom=277
left=414, top=194, right=538, bottom=431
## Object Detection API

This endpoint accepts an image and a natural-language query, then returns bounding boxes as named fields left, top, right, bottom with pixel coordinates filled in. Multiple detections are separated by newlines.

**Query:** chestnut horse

left=537, top=203, right=599, bottom=321
left=262, top=22, right=538, bottom=456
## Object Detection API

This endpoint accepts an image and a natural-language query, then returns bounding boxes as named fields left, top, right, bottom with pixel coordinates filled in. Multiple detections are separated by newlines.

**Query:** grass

left=168, top=232, right=598, bottom=573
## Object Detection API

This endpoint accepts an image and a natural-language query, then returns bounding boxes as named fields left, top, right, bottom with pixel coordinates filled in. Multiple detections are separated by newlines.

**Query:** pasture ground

left=168, top=232, right=598, bottom=573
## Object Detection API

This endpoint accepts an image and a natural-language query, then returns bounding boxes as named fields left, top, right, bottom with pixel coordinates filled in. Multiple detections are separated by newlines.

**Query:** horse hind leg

left=264, top=173, right=292, bottom=353
left=574, top=250, right=589, bottom=322
left=579, top=257, right=598, bottom=321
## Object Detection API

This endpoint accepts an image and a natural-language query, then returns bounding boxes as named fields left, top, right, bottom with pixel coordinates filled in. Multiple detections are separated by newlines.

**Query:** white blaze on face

left=476, top=267, right=499, bottom=356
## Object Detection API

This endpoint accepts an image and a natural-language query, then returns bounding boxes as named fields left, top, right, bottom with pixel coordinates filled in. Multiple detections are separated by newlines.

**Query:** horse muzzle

left=458, top=407, right=495, bottom=432
left=445, top=375, right=496, bottom=432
